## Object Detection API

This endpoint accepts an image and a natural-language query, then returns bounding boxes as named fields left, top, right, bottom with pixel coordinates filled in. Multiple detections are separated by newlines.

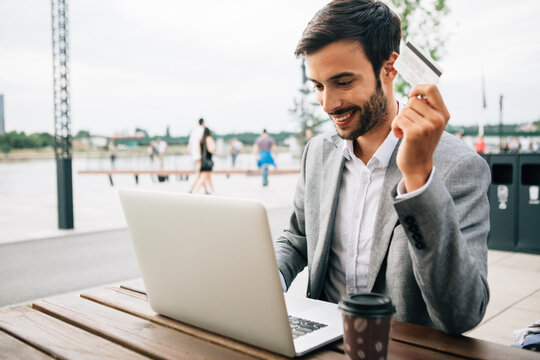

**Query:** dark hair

left=200, top=127, right=211, bottom=145
left=295, top=0, right=401, bottom=77
left=199, top=118, right=204, bottom=125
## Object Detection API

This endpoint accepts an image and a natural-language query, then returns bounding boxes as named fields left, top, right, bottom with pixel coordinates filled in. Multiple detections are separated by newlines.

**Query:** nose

left=319, top=89, right=342, bottom=114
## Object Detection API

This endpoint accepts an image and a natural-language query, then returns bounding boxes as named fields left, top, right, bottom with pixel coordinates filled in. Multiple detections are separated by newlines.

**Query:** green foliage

left=0, top=131, right=54, bottom=151
left=135, top=127, right=149, bottom=138
left=446, top=123, right=540, bottom=137
left=289, top=61, right=331, bottom=144
left=389, top=0, right=450, bottom=97
left=74, top=130, right=91, bottom=139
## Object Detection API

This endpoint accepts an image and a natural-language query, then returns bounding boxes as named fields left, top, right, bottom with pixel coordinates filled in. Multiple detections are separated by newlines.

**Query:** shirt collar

left=342, top=131, right=398, bottom=168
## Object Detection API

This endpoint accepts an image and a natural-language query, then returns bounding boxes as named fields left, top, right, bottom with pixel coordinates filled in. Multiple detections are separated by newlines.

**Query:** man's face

left=306, top=40, right=389, bottom=140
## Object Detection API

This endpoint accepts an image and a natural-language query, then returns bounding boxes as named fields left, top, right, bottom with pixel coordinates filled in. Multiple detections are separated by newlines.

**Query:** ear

left=380, top=51, right=399, bottom=84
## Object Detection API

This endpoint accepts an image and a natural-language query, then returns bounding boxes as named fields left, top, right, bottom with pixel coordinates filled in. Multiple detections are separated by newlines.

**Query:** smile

left=332, top=109, right=356, bottom=126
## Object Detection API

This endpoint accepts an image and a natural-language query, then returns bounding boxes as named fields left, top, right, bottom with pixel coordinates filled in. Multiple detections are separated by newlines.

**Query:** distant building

left=0, top=94, right=4, bottom=133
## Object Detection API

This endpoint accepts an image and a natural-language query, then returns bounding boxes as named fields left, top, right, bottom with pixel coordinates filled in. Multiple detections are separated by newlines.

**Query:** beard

left=330, top=82, right=388, bottom=140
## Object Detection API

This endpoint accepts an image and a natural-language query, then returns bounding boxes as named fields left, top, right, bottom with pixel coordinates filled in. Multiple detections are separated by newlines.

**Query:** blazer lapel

left=367, top=141, right=402, bottom=291
left=311, top=134, right=345, bottom=297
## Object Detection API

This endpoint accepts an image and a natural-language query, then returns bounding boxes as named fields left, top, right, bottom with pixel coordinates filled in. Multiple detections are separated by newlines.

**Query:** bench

left=78, top=168, right=301, bottom=186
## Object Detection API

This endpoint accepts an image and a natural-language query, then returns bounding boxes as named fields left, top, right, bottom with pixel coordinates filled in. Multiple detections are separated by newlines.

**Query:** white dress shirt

left=323, top=131, right=399, bottom=302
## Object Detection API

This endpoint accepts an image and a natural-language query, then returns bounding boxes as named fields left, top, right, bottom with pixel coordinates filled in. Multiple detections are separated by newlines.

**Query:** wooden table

left=0, top=282, right=537, bottom=359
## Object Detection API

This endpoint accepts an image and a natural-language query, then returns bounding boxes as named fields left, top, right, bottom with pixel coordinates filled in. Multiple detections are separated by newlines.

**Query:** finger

left=391, top=117, right=404, bottom=138
left=400, top=106, right=425, bottom=124
left=406, top=96, right=433, bottom=118
left=400, top=98, right=436, bottom=121
left=409, top=85, right=445, bottom=110
left=409, top=84, right=442, bottom=103
left=392, top=113, right=420, bottom=139
left=408, top=85, right=450, bottom=125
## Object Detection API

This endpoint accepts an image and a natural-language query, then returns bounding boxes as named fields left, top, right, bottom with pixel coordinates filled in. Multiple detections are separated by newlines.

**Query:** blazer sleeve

left=273, top=141, right=311, bottom=289
left=392, top=152, right=491, bottom=334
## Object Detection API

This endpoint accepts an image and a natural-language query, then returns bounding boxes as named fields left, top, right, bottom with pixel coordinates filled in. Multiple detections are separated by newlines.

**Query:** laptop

left=119, top=189, right=343, bottom=357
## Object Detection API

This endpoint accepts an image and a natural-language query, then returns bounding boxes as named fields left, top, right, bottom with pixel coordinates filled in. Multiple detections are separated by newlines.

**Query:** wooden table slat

left=33, top=294, right=257, bottom=360
left=0, top=330, right=53, bottom=360
left=120, top=279, right=146, bottom=295
left=0, top=306, right=148, bottom=360
left=328, top=335, right=463, bottom=360
left=391, top=320, right=540, bottom=360
left=82, top=286, right=344, bottom=360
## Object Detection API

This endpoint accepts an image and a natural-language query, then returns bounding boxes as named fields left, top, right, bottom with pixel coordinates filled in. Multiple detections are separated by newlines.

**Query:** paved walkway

left=1, top=172, right=539, bottom=348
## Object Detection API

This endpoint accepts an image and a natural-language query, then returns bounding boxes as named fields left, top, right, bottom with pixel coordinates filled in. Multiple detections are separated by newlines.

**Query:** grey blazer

left=275, top=130, right=490, bottom=335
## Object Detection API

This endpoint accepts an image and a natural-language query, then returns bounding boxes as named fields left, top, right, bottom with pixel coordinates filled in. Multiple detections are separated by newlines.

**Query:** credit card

left=394, top=41, right=443, bottom=87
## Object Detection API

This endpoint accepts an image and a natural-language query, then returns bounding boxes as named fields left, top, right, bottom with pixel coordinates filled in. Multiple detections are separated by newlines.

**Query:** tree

left=389, top=0, right=450, bottom=97
left=74, top=130, right=91, bottom=139
left=135, top=127, right=149, bottom=138
left=289, top=59, right=330, bottom=145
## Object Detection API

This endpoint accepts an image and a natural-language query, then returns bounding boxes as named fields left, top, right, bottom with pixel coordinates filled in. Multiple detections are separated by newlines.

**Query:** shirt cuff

left=279, top=271, right=287, bottom=292
left=396, top=167, right=436, bottom=199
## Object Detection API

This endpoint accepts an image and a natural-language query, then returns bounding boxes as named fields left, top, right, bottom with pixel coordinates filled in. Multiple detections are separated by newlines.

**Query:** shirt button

left=362, top=178, right=369, bottom=184
left=349, top=251, right=355, bottom=257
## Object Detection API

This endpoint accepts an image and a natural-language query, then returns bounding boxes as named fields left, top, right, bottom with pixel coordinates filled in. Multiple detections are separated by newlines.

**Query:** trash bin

left=517, top=154, right=540, bottom=252
left=488, top=154, right=518, bottom=251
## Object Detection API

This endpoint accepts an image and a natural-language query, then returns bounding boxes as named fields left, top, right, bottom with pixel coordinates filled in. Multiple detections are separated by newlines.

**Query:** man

left=157, top=138, right=168, bottom=169
left=188, top=118, right=206, bottom=170
left=475, top=135, right=486, bottom=154
left=274, top=0, right=490, bottom=335
left=108, top=139, right=117, bottom=169
left=253, top=129, right=278, bottom=186
left=229, top=138, right=243, bottom=168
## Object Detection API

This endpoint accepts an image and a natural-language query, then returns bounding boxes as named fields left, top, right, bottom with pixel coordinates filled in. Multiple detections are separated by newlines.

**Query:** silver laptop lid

left=119, top=189, right=296, bottom=357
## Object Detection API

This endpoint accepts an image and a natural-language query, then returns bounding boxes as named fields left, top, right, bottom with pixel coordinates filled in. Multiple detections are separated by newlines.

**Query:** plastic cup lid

left=338, top=293, right=395, bottom=318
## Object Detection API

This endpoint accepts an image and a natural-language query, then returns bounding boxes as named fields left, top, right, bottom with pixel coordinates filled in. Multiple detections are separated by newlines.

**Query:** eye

left=312, top=83, right=324, bottom=91
left=337, top=80, right=353, bottom=87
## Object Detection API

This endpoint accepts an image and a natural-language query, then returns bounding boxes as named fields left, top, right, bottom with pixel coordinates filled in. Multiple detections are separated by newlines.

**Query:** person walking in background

left=520, top=137, right=531, bottom=154
left=188, top=118, right=206, bottom=172
left=148, top=141, right=159, bottom=165
left=108, top=139, right=117, bottom=169
left=253, top=129, right=277, bottom=186
left=157, top=138, right=168, bottom=168
left=190, top=128, right=215, bottom=194
left=229, top=138, right=243, bottom=168
left=532, top=141, right=539, bottom=153
left=474, top=135, right=485, bottom=154
left=509, top=137, right=521, bottom=153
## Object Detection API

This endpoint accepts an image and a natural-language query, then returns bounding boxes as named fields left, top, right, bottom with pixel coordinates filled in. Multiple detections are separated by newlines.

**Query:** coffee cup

left=338, top=293, right=395, bottom=360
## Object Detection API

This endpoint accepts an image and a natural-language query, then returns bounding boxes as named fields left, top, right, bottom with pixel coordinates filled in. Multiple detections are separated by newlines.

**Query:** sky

left=0, top=0, right=539, bottom=137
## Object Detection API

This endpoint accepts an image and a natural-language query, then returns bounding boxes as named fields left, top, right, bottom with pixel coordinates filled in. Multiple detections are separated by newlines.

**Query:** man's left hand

left=391, top=84, right=450, bottom=192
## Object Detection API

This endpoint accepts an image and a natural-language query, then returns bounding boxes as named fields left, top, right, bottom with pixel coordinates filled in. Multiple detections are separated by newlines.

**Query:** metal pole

left=51, top=0, right=74, bottom=229
left=499, top=94, right=504, bottom=152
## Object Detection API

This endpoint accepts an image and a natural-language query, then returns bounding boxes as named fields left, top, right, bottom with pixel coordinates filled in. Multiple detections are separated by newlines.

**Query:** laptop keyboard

left=289, top=316, right=328, bottom=339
